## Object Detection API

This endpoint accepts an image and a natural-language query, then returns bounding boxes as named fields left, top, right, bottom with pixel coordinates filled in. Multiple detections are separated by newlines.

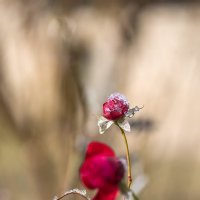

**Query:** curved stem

left=55, top=190, right=90, bottom=200
left=117, top=125, right=132, bottom=188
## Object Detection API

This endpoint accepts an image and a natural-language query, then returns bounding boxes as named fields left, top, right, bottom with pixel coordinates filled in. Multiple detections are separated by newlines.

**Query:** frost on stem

left=54, top=188, right=90, bottom=200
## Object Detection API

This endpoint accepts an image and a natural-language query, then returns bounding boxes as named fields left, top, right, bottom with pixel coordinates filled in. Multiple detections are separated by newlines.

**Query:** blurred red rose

left=80, top=142, right=125, bottom=200
left=103, top=93, right=129, bottom=120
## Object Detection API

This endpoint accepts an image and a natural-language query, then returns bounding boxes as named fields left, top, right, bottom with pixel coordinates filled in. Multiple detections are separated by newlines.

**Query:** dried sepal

left=97, top=116, right=114, bottom=134
left=117, top=118, right=131, bottom=132
left=126, top=106, right=144, bottom=118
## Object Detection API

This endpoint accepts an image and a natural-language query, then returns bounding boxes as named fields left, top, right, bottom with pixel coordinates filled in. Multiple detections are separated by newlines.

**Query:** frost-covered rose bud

left=103, top=93, right=129, bottom=120
left=98, top=92, right=143, bottom=134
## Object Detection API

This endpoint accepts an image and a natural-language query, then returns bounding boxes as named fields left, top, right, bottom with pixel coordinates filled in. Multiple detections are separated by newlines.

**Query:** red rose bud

left=103, top=93, right=129, bottom=120
left=80, top=142, right=125, bottom=200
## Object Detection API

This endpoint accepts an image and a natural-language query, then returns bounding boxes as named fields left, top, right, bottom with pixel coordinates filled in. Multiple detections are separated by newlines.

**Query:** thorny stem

left=55, top=190, right=90, bottom=200
left=117, top=124, right=132, bottom=188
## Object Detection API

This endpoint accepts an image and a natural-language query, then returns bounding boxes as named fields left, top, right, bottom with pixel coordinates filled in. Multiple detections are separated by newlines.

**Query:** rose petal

left=98, top=116, right=114, bottom=134
left=80, top=142, right=125, bottom=200
left=80, top=156, right=124, bottom=189
left=85, top=142, right=115, bottom=159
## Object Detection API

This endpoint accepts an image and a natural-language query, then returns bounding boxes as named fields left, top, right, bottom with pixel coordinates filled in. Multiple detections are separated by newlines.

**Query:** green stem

left=117, top=125, right=132, bottom=188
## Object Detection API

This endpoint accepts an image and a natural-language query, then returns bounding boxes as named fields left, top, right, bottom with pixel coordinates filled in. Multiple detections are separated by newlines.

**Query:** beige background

left=0, top=1, right=199, bottom=200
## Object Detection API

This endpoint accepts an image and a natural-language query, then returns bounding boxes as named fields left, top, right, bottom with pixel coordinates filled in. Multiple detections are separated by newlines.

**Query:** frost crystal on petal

left=117, top=119, right=131, bottom=132
left=98, top=116, right=114, bottom=134
left=108, top=92, right=129, bottom=106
